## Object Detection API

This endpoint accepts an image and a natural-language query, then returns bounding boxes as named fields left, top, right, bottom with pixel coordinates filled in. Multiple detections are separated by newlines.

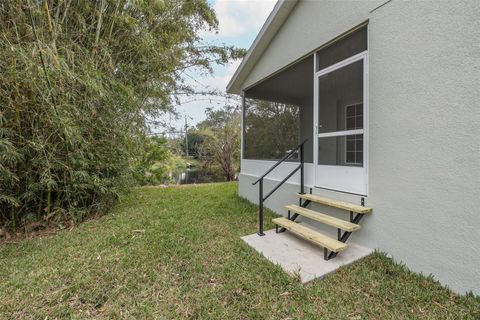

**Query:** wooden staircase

left=273, top=193, right=372, bottom=260
left=251, top=139, right=371, bottom=260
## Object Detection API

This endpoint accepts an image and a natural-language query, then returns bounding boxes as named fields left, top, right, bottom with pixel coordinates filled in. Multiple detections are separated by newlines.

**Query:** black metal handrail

left=252, top=139, right=308, bottom=236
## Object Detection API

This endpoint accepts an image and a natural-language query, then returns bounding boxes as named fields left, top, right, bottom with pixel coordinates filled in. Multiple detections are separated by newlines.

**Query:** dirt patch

left=0, top=212, right=103, bottom=245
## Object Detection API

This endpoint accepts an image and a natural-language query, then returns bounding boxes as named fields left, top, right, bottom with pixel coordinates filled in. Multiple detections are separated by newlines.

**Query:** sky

left=155, top=0, right=277, bottom=134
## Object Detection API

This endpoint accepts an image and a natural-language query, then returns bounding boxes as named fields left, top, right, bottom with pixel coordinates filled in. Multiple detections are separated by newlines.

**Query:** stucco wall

left=238, top=0, right=480, bottom=294
left=241, top=0, right=382, bottom=91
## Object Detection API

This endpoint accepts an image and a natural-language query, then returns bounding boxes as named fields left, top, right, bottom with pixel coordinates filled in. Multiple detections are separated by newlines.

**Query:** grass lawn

left=1, top=183, right=479, bottom=319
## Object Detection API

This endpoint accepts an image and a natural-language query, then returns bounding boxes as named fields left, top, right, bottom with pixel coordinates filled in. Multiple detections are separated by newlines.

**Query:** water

left=177, top=168, right=227, bottom=185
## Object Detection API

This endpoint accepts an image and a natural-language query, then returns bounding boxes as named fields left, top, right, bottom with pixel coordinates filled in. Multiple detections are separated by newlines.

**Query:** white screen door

left=313, top=51, right=368, bottom=195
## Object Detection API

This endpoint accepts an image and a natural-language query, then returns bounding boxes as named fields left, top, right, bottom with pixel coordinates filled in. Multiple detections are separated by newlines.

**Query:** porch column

left=241, top=93, right=246, bottom=160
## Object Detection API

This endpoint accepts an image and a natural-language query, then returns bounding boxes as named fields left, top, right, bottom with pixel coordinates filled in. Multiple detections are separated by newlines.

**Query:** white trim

left=313, top=51, right=319, bottom=190
left=315, top=51, right=367, bottom=77
left=364, top=51, right=369, bottom=195
left=240, top=93, right=245, bottom=160
left=313, top=51, right=369, bottom=195
left=317, top=129, right=364, bottom=138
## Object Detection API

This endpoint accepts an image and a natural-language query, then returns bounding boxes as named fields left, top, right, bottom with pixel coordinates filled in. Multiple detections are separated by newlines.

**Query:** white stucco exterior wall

left=241, top=0, right=383, bottom=91
left=238, top=0, right=480, bottom=294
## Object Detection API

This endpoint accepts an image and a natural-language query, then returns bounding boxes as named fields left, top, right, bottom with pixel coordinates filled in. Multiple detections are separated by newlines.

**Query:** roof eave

left=226, top=0, right=299, bottom=95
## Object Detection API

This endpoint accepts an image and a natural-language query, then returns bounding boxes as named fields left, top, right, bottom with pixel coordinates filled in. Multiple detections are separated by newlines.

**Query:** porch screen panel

left=317, top=134, right=363, bottom=166
left=316, top=26, right=367, bottom=71
left=244, top=98, right=300, bottom=160
left=317, top=58, right=364, bottom=167
left=318, top=60, right=363, bottom=134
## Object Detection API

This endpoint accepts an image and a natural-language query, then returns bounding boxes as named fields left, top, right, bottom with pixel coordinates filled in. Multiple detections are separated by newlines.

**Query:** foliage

left=197, top=105, right=240, bottom=130
left=0, top=0, right=245, bottom=231
left=1, top=183, right=479, bottom=318
left=244, top=99, right=300, bottom=160
left=197, top=105, right=241, bottom=181
left=180, top=130, right=205, bottom=158
left=133, top=136, right=186, bottom=185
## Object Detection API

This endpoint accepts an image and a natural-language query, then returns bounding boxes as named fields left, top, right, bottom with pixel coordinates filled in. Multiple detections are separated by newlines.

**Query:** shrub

left=0, top=0, right=244, bottom=231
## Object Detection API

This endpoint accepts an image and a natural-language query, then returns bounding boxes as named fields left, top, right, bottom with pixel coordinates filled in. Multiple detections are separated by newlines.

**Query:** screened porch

left=240, top=26, right=368, bottom=195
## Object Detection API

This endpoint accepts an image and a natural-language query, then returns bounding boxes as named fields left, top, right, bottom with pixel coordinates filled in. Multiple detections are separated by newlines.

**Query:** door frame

left=313, top=50, right=369, bottom=195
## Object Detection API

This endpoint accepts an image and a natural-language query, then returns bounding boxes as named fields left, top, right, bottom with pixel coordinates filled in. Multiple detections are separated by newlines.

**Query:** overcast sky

left=155, top=0, right=277, bottom=133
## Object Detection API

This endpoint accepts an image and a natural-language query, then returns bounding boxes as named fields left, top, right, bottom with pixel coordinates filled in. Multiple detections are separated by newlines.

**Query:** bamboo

left=0, top=0, right=245, bottom=231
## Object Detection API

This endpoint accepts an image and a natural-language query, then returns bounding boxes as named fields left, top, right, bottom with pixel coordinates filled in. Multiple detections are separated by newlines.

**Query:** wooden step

left=272, top=217, right=348, bottom=252
left=298, top=194, right=372, bottom=214
left=285, top=205, right=361, bottom=232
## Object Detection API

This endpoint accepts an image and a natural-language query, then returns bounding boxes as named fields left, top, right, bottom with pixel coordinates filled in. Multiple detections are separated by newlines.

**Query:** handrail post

left=258, top=178, right=265, bottom=236
left=300, top=142, right=305, bottom=195
left=253, top=139, right=307, bottom=237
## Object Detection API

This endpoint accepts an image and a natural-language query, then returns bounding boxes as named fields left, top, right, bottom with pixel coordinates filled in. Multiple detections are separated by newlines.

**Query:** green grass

left=0, top=183, right=478, bottom=319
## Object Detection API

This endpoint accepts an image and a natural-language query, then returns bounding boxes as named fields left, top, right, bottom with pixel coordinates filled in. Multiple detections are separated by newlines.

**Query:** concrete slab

left=241, top=229, right=374, bottom=283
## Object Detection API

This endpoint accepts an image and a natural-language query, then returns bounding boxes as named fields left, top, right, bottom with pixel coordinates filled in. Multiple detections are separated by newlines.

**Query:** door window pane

left=345, top=134, right=363, bottom=165
left=346, top=104, right=363, bottom=130
left=318, top=134, right=364, bottom=167
left=318, top=61, right=363, bottom=134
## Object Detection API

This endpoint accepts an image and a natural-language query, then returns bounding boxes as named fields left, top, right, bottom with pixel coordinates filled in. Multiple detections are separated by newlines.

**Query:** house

left=227, top=0, right=479, bottom=294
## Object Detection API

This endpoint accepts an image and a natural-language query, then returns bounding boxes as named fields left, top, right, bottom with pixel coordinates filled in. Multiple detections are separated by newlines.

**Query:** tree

left=198, top=106, right=241, bottom=181
left=133, top=136, right=186, bottom=185
left=0, top=0, right=245, bottom=231
left=244, top=99, right=300, bottom=160
left=180, top=130, right=205, bottom=159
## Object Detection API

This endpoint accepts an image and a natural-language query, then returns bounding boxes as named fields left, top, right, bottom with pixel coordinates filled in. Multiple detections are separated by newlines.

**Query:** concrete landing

left=241, top=229, right=373, bottom=283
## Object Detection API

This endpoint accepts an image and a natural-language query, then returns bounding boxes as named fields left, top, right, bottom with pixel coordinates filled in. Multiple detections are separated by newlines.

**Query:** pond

left=176, top=168, right=228, bottom=184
